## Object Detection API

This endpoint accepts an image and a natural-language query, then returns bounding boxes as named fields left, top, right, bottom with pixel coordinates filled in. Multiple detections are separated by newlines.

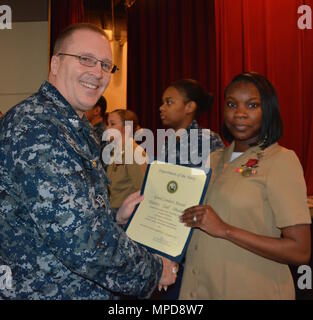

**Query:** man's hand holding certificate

left=116, top=189, right=178, bottom=292
left=125, top=161, right=211, bottom=263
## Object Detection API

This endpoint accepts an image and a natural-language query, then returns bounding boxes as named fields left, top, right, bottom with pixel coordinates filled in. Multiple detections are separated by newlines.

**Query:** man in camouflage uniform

left=0, top=23, right=177, bottom=299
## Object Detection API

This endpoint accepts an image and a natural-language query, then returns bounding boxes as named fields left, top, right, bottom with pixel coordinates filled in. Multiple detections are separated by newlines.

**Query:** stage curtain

left=50, top=0, right=85, bottom=58
left=127, top=0, right=219, bottom=134
left=214, top=0, right=313, bottom=194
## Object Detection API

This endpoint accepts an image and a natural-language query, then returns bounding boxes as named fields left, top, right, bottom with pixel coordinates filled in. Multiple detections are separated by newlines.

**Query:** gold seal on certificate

left=125, top=161, right=211, bottom=262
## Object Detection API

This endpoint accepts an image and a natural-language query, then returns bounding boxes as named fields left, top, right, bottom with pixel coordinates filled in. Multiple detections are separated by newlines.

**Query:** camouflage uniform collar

left=174, top=120, right=199, bottom=141
left=40, top=81, right=92, bottom=136
left=186, top=119, right=200, bottom=131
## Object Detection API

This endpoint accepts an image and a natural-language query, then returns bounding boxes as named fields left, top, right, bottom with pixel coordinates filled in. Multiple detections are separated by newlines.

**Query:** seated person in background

left=106, top=109, right=147, bottom=210
left=180, top=72, right=311, bottom=300
left=159, top=78, right=224, bottom=170
left=85, top=95, right=107, bottom=143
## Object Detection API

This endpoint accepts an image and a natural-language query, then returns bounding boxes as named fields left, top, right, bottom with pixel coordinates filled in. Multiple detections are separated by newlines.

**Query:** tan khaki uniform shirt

left=107, top=142, right=147, bottom=209
left=180, top=142, right=311, bottom=300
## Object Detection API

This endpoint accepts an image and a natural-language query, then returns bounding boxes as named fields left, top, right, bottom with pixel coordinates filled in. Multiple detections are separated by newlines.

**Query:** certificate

left=125, top=161, right=211, bottom=262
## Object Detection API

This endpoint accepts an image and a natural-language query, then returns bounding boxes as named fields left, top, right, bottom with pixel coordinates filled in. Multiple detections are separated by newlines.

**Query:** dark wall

left=4, top=0, right=49, bottom=22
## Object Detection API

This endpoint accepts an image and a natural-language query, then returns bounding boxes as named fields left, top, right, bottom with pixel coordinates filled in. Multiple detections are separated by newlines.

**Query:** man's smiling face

left=50, top=29, right=112, bottom=118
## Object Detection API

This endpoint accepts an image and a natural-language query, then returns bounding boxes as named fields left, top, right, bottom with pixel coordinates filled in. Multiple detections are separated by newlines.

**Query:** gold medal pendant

left=236, top=156, right=260, bottom=177
left=90, top=160, right=97, bottom=168
left=242, top=167, right=252, bottom=177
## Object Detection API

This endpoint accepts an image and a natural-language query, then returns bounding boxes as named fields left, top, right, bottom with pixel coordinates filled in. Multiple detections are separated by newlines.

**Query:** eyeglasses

left=57, top=53, right=119, bottom=74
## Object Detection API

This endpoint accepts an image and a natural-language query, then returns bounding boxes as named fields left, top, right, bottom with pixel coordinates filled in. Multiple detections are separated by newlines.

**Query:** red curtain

left=127, top=0, right=219, bottom=134
left=214, top=0, right=313, bottom=194
left=127, top=0, right=313, bottom=195
left=50, top=0, right=85, bottom=58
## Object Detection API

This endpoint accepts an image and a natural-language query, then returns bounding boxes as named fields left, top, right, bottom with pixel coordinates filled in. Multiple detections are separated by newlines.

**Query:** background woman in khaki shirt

left=106, top=109, right=147, bottom=210
left=180, top=72, right=311, bottom=299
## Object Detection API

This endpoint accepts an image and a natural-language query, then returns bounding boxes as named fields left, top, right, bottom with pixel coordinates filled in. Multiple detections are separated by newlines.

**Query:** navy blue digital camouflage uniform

left=160, top=119, right=224, bottom=170
left=0, top=81, right=162, bottom=300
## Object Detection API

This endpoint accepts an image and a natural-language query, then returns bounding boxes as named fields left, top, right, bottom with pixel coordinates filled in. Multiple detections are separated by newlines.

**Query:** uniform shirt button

left=192, top=268, right=197, bottom=275
left=190, top=292, right=196, bottom=299
left=194, top=245, right=198, bottom=250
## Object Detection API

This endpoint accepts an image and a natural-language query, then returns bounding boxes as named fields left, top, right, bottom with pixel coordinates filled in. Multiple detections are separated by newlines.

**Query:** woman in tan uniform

left=106, top=109, right=147, bottom=210
left=179, top=72, right=311, bottom=299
